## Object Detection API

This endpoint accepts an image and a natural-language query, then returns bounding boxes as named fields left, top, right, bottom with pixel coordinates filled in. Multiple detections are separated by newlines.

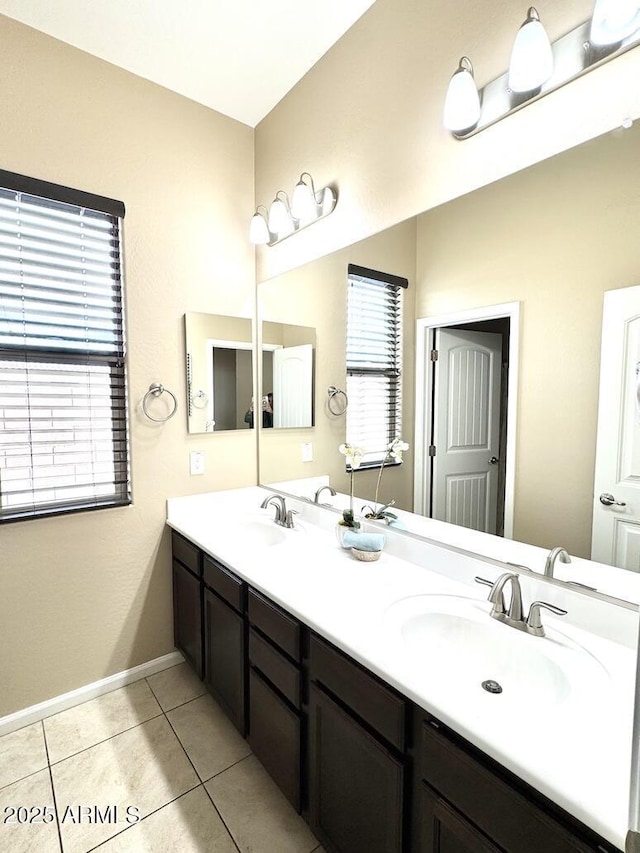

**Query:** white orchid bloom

left=339, top=442, right=364, bottom=468
left=388, top=437, right=409, bottom=461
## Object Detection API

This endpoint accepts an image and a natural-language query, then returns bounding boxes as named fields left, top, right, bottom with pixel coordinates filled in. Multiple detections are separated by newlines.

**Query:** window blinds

left=346, top=264, right=406, bottom=468
left=0, top=182, right=129, bottom=521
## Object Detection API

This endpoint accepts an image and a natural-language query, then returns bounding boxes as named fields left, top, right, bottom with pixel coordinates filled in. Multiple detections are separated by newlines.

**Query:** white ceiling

left=0, top=0, right=376, bottom=127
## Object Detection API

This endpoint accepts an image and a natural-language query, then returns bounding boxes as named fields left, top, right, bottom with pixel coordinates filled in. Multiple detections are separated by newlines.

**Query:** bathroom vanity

left=167, top=487, right=636, bottom=853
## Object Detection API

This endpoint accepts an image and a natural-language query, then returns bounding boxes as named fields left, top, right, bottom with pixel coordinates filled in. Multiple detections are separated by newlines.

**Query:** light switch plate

left=301, top=442, right=313, bottom=463
left=190, top=451, right=205, bottom=475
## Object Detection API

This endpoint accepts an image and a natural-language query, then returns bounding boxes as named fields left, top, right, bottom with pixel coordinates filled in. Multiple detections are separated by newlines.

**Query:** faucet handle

left=474, top=576, right=506, bottom=614
left=284, top=509, right=298, bottom=529
left=526, top=601, right=568, bottom=636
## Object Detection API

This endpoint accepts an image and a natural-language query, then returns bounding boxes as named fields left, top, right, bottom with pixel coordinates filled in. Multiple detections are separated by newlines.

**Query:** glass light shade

left=267, top=197, right=291, bottom=235
left=590, top=0, right=640, bottom=45
left=443, top=60, right=481, bottom=133
left=508, top=8, right=554, bottom=93
left=249, top=211, right=270, bottom=245
left=321, top=186, right=337, bottom=216
left=291, top=179, right=318, bottom=223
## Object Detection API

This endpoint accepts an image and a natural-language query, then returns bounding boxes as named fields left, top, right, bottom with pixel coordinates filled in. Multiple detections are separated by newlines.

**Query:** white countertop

left=167, top=486, right=638, bottom=851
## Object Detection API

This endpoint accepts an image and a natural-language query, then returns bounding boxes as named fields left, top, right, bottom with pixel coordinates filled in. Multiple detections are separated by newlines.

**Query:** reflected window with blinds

left=0, top=170, right=129, bottom=521
left=345, top=263, right=407, bottom=469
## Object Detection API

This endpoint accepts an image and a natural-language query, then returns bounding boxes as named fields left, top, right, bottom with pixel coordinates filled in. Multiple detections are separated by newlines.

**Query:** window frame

left=345, top=263, right=408, bottom=471
left=0, top=170, right=129, bottom=523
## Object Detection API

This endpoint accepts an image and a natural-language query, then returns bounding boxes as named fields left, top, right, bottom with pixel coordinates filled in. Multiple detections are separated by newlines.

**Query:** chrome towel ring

left=327, top=385, right=348, bottom=416
left=142, top=383, right=178, bottom=422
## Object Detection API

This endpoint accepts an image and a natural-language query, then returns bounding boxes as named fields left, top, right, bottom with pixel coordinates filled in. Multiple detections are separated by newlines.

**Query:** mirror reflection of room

left=184, top=312, right=253, bottom=434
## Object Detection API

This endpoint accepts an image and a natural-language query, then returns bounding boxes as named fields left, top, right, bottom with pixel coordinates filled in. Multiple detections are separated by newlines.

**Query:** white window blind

left=0, top=175, right=129, bottom=521
left=346, top=264, right=406, bottom=468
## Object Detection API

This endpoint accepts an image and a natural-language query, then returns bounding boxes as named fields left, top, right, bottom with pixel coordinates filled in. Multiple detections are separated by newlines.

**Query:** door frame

left=414, top=301, right=521, bottom=539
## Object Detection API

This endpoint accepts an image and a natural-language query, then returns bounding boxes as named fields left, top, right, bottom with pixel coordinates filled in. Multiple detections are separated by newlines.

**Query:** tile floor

left=0, top=663, right=323, bottom=853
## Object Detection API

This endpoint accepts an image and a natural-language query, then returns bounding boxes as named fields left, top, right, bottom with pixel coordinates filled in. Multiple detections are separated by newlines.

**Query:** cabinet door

left=420, top=783, right=501, bottom=853
left=204, top=587, right=246, bottom=735
left=309, top=684, right=404, bottom=853
left=249, top=668, right=301, bottom=811
left=172, top=559, right=202, bottom=678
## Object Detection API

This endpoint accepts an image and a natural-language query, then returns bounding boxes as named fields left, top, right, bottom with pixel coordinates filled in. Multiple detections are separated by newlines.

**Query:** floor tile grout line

left=161, top=698, right=243, bottom=853
left=41, top=719, right=65, bottom=853
left=83, top=782, right=203, bottom=853
left=201, top=751, right=254, bottom=784
left=0, top=763, right=50, bottom=793
left=144, top=671, right=208, bottom=714
left=201, top=782, right=243, bottom=853
left=46, top=710, right=165, bottom=769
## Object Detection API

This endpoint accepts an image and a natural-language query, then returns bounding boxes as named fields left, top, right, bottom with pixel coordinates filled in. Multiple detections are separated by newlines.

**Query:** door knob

left=599, top=492, right=626, bottom=507
left=489, top=456, right=499, bottom=465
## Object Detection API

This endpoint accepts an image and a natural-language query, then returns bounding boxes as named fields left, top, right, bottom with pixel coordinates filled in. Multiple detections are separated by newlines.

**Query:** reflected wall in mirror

left=258, top=221, right=416, bottom=511
left=257, top=120, right=640, bottom=579
left=184, top=312, right=253, bottom=434
left=261, top=322, right=316, bottom=428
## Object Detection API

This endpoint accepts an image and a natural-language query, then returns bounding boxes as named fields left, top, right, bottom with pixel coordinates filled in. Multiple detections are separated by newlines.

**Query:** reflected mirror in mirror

left=261, top=322, right=316, bottom=428
left=257, top=120, right=640, bottom=595
left=184, top=312, right=253, bottom=434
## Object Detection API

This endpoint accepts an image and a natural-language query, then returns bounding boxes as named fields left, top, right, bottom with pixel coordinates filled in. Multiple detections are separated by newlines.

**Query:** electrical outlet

left=190, top=451, right=205, bottom=475
left=301, top=442, right=313, bottom=463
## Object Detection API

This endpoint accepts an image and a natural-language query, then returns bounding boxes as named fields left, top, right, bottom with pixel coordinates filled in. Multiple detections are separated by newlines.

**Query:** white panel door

left=591, top=284, right=640, bottom=570
left=272, top=344, right=313, bottom=428
left=433, top=328, right=502, bottom=533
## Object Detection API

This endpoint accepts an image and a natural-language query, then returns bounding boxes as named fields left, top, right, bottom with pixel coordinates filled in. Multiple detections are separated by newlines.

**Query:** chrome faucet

left=260, top=494, right=297, bottom=529
left=544, top=546, right=571, bottom=578
left=314, top=484, right=337, bottom=504
left=475, top=572, right=567, bottom=637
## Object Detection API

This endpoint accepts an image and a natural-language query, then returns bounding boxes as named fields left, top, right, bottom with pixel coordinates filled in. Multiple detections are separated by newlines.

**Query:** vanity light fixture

left=249, top=172, right=337, bottom=247
left=444, top=1, right=640, bottom=139
left=590, top=0, right=640, bottom=45
left=508, top=7, right=554, bottom=93
left=443, top=57, right=481, bottom=133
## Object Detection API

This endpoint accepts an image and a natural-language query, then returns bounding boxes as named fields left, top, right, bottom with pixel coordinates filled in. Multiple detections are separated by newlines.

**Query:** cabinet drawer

left=249, top=668, right=301, bottom=812
left=249, top=628, right=300, bottom=708
left=203, top=555, right=244, bottom=612
left=171, top=531, right=200, bottom=576
left=420, top=722, right=596, bottom=853
left=309, top=634, right=406, bottom=751
left=248, top=589, right=300, bottom=661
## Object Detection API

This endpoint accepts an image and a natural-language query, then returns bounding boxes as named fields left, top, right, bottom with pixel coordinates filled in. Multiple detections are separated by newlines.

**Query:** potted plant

left=362, top=437, right=409, bottom=523
left=336, top=442, right=363, bottom=545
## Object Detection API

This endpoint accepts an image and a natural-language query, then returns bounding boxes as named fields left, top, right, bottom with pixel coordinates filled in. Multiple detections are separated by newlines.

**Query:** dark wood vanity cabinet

left=171, top=530, right=623, bottom=853
left=203, top=555, right=247, bottom=735
left=416, top=715, right=617, bottom=853
left=171, top=532, right=203, bottom=678
left=247, top=590, right=303, bottom=812
left=308, top=634, right=407, bottom=853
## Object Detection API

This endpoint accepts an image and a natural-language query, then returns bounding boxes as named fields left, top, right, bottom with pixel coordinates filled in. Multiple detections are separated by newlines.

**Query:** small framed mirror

left=184, top=312, right=253, bottom=434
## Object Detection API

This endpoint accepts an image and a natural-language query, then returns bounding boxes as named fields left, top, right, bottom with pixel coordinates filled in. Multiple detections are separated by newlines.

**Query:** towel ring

left=191, top=389, right=209, bottom=409
left=142, top=383, right=178, bottom=422
left=327, top=385, right=348, bottom=416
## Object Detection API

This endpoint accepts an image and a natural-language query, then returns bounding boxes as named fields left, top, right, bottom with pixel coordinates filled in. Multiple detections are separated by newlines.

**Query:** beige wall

left=255, top=0, right=640, bottom=283
left=0, top=18, right=255, bottom=716
left=258, top=219, right=416, bottom=511
left=416, top=124, right=640, bottom=558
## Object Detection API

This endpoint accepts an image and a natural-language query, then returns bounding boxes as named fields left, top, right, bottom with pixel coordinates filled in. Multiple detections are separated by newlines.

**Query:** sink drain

left=481, top=679, right=503, bottom=694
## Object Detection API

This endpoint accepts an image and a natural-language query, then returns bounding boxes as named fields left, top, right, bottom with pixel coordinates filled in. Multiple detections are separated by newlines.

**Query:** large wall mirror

left=257, top=120, right=640, bottom=598
left=184, top=312, right=253, bottom=434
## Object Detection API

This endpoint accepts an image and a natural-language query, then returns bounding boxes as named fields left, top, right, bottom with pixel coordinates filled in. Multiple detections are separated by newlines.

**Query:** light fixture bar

left=451, top=16, right=640, bottom=139
left=250, top=172, right=338, bottom=247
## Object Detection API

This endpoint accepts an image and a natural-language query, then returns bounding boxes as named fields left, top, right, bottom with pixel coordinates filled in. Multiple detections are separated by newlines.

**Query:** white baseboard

left=0, top=650, right=185, bottom=737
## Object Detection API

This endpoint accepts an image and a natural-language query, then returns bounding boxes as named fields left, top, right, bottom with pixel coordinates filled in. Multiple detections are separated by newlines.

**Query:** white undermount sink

left=214, top=514, right=308, bottom=550
left=383, top=594, right=611, bottom=716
